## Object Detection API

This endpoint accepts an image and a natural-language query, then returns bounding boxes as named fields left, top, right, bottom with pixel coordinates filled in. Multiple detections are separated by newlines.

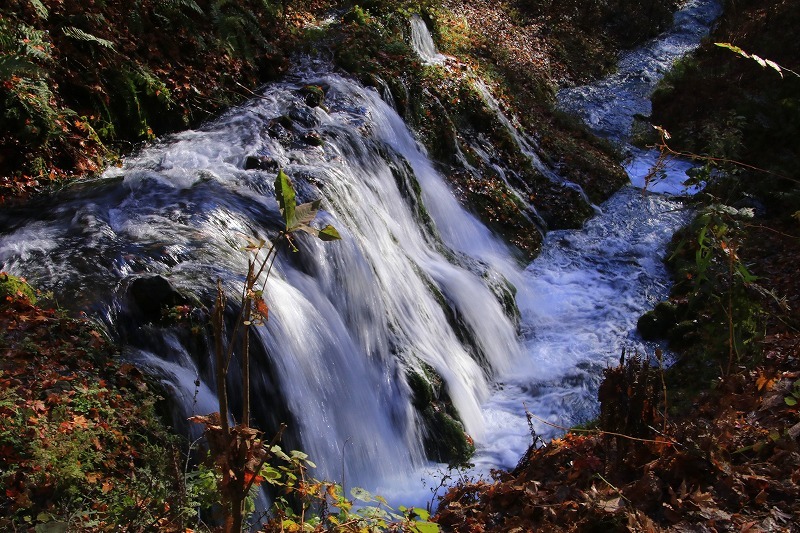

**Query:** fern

left=209, top=0, right=267, bottom=60
left=0, top=20, right=50, bottom=83
left=130, top=65, right=173, bottom=106
left=61, top=26, right=116, bottom=50
left=0, top=56, right=45, bottom=80
left=27, top=0, right=49, bottom=19
left=159, top=0, right=204, bottom=15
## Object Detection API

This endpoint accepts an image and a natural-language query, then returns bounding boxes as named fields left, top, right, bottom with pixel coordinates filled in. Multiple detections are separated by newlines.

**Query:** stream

left=0, top=0, right=720, bottom=509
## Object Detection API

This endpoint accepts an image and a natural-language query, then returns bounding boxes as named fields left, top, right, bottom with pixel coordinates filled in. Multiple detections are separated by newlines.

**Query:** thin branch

left=654, top=140, right=800, bottom=185
left=526, top=411, right=679, bottom=446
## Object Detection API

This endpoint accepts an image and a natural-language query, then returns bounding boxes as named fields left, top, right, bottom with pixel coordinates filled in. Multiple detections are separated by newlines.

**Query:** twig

left=654, top=139, right=800, bottom=185
left=526, top=411, right=679, bottom=446
left=243, top=424, right=288, bottom=496
left=594, top=472, right=631, bottom=505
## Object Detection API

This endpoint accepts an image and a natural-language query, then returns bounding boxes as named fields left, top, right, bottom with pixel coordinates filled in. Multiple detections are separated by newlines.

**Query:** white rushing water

left=464, top=0, right=721, bottom=478
left=0, top=64, right=521, bottom=496
left=409, top=15, right=447, bottom=65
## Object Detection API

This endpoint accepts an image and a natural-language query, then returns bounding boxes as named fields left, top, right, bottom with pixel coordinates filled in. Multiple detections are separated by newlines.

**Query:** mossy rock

left=422, top=405, right=475, bottom=467
left=407, top=370, right=434, bottom=408
left=637, top=300, right=679, bottom=340
left=668, top=319, right=700, bottom=349
left=301, top=85, right=326, bottom=108
left=0, top=273, right=37, bottom=305
left=302, top=131, right=324, bottom=146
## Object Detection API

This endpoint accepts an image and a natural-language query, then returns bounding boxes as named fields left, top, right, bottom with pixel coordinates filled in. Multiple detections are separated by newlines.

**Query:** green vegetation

left=639, top=0, right=800, bottom=413
left=1, top=0, right=290, bottom=200
left=0, top=282, right=189, bottom=531
left=6, top=0, right=799, bottom=530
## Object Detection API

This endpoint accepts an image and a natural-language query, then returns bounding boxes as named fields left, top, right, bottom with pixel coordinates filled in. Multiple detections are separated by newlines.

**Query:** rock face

left=127, top=275, right=189, bottom=323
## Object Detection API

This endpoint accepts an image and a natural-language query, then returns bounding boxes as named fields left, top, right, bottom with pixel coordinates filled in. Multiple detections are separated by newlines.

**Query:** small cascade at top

left=409, top=14, right=447, bottom=64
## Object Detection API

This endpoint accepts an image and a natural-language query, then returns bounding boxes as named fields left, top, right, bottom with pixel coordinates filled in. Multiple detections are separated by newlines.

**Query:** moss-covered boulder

left=407, top=365, right=475, bottom=467
left=422, top=406, right=475, bottom=467
left=637, top=300, right=679, bottom=340
left=0, top=272, right=37, bottom=305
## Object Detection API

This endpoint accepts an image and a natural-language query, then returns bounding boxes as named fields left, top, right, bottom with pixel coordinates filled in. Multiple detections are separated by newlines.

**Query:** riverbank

left=433, top=0, right=800, bottom=529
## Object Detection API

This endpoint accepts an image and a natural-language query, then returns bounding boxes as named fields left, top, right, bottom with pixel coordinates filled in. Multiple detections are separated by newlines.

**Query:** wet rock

left=288, top=105, right=320, bottom=128
left=637, top=300, right=679, bottom=340
left=301, top=84, right=325, bottom=108
left=668, top=320, right=699, bottom=349
left=422, top=405, right=475, bottom=467
left=128, top=275, right=189, bottom=323
left=407, top=370, right=434, bottom=409
left=302, top=131, right=324, bottom=146
left=245, top=155, right=279, bottom=171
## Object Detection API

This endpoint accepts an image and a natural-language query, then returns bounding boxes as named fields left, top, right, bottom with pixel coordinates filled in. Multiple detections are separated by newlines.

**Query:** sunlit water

left=462, top=0, right=721, bottom=482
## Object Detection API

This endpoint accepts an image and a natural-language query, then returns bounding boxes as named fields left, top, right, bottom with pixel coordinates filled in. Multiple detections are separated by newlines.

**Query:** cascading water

left=409, top=15, right=447, bottom=65
left=467, top=0, right=722, bottom=475
left=0, top=63, right=521, bottom=495
left=557, top=0, right=723, bottom=142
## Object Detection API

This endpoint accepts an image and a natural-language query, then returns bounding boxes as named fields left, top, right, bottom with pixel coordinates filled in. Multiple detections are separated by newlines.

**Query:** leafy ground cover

left=3, top=0, right=798, bottom=530
left=0, top=274, right=189, bottom=531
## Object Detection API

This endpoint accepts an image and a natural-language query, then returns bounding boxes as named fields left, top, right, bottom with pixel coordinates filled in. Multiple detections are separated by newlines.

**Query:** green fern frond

left=27, top=0, right=49, bottom=19
left=131, top=65, right=173, bottom=106
left=0, top=55, right=45, bottom=80
left=160, top=0, right=205, bottom=15
left=61, top=26, right=116, bottom=50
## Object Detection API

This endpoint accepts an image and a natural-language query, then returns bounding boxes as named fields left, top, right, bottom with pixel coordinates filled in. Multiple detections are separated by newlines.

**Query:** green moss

left=421, top=406, right=475, bottom=467
left=0, top=273, right=37, bottom=305
left=406, top=369, right=434, bottom=408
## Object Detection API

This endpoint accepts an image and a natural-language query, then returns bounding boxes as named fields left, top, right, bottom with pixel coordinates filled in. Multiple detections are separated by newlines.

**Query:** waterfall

left=0, top=66, right=521, bottom=492
left=409, top=15, right=447, bottom=65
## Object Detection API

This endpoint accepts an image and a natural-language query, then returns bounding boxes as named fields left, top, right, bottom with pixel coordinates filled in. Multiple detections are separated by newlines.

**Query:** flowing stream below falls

left=0, top=0, right=720, bottom=508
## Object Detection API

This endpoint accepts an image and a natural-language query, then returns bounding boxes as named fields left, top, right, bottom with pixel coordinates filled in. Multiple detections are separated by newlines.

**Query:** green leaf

left=785, top=396, right=797, bottom=406
left=351, top=486, right=375, bottom=502
left=294, top=223, right=319, bottom=238
left=412, top=507, right=431, bottom=521
left=317, top=225, right=341, bottom=241
left=61, top=27, right=115, bottom=49
left=275, top=169, right=297, bottom=231
left=413, top=522, right=441, bottom=533
left=290, top=450, right=309, bottom=461
left=270, top=445, right=291, bottom=462
left=28, top=0, right=49, bottom=19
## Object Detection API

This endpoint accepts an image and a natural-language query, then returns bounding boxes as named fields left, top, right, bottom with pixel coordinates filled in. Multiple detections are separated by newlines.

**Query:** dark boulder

left=128, top=275, right=189, bottom=323
left=245, top=155, right=279, bottom=171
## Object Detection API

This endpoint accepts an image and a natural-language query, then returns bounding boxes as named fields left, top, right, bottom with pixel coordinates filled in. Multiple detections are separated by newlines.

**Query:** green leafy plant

left=784, top=380, right=800, bottom=407
left=668, top=204, right=763, bottom=375
left=191, top=169, right=341, bottom=532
